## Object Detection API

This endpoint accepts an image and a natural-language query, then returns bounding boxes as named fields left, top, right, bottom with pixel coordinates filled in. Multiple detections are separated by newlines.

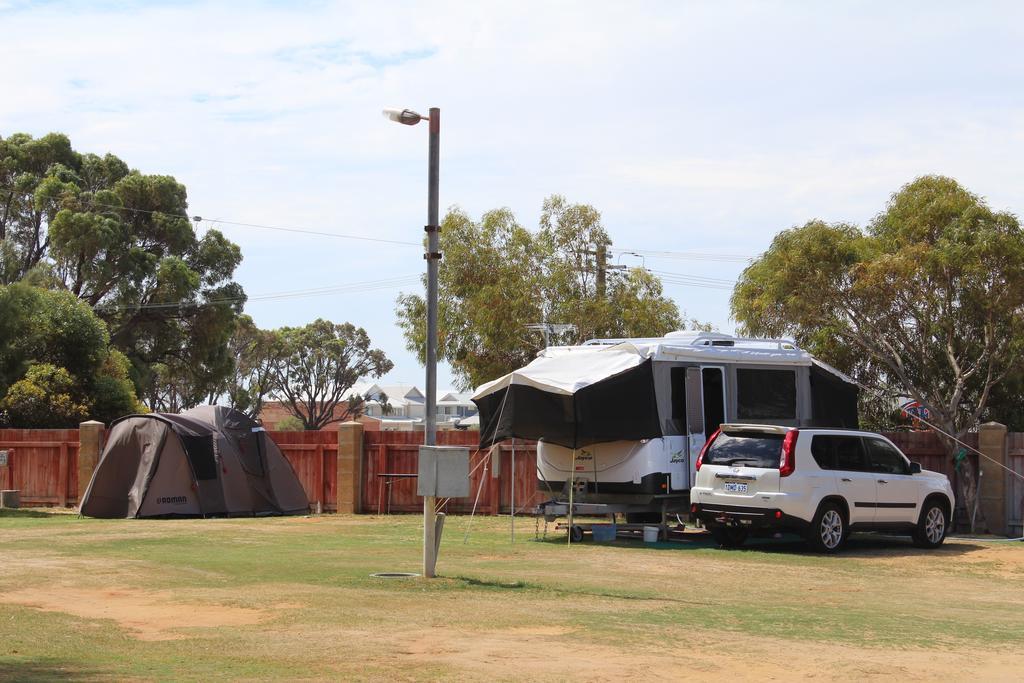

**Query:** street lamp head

left=382, top=107, right=425, bottom=125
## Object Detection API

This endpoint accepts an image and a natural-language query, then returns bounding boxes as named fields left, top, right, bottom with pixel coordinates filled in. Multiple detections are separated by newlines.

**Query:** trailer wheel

left=570, top=525, right=584, bottom=543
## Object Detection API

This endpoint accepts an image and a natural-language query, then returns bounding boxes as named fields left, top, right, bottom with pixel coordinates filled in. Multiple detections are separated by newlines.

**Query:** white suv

left=691, top=424, right=955, bottom=552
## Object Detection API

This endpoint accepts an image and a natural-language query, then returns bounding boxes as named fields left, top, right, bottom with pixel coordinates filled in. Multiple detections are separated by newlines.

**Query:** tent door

left=180, top=434, right=228, bottom=515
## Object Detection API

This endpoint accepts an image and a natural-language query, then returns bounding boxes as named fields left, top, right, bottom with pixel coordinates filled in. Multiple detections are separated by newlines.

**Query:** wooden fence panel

left=497, top=441, right=545, bottom=514
left=0, top=429, right=79, bottom=506
left=269, top=431, right=337, bottom=511
left=359, top=431, right=540, bottom=515
left=885, top=430, right=956, bottom=478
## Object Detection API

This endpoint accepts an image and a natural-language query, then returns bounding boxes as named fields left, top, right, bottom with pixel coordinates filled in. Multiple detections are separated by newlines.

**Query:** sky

left=2, top=1, right=1023, bottom=391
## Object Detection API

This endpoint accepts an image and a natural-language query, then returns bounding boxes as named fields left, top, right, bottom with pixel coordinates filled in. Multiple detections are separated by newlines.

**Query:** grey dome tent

left=79, top=405, right=309, bottom=518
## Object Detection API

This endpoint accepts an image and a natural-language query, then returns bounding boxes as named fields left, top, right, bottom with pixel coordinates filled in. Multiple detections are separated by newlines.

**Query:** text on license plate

left=723, top=482, right=748, bottom=494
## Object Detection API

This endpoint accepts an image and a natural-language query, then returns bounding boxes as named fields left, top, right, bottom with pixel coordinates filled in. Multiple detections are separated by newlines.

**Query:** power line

left=78, top=201, right=748, bottom=258
left=83, top=201, right=421, bottom=247
left=610, top=247, right=752, bottom=263
left=201, top=217, right=421, bottom=247
left=93, top=274, right=420, bottom=312
left=648, top=269, right=736, bottom=286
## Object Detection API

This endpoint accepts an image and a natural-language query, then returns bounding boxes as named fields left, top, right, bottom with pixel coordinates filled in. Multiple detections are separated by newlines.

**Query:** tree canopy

left=396, top=196, right=682, bottom=389
left=731, top=175, right=1024, bottom=528
left=269, top=319, right=393, bottom=430
left=0, top=283, right=141, bottom=427
left=0, top=132, right=244, bottom=408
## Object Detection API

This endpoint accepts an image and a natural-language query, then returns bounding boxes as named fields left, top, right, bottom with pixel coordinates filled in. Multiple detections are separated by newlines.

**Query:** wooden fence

left=361, top=430, right=542, bottom=515
left=269, top=430, right=338, bottom=512
left=0, top=429, right=79, bottom=507
left=2, top=425, right=1022, bottom=534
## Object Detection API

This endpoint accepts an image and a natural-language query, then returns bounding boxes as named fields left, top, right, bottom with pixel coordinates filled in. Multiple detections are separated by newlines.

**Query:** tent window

left=180, top=434, right=218, bottom=481
left=236, top=433, right=266, bottom=477
left=736, top=369, right=796, bottom=420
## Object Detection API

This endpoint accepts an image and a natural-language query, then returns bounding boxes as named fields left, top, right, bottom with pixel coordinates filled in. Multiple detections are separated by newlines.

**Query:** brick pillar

left=337, top=421, right=364, bottom=514
left=978, top=422, right=1008, bottom=536
left=78, top=420, right=105, bottom=505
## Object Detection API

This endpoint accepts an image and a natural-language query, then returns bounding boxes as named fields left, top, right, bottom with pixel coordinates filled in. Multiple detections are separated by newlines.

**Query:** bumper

left=693, top=502, right=809, bottom=534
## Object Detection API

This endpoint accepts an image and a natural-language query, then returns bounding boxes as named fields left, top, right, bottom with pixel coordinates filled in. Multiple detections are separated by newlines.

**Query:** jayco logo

left=156, top=496, right=187, bottom=505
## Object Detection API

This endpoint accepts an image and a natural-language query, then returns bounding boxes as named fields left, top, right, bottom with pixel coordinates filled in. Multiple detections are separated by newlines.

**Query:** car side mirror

left=909, top=462, right=922, bottom=474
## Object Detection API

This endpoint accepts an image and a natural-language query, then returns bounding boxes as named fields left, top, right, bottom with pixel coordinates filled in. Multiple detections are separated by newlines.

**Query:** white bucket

left=643, top=526, right=660, bottom=543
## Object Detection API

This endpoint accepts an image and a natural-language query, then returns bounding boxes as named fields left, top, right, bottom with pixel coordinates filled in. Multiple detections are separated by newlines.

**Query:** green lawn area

left=1, top=509, right=1023, bottom=681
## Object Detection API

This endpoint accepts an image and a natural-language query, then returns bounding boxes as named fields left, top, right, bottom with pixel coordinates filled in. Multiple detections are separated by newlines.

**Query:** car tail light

left=779, top=429, right=798, bottom=477
left=695, top=428, right=720, bottom=472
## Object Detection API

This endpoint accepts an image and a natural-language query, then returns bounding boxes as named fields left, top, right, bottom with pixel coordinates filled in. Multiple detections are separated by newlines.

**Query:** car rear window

left=704, top=432, right=784, bottom=468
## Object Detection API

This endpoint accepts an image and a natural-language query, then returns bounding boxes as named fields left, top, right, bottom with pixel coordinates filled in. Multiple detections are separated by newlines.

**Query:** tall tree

left=0, top=132, right=244, bottom=406
left=396, top=196, right=681, bottom=390
left=270, top=319, right=393, bottom=430
left=218, top=315, right=282, bottom=419
left=731, top=175, right=1024, bottom=531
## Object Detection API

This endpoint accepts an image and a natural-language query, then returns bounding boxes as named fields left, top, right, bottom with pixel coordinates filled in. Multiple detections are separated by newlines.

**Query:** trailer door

left=668, top=367, right=691, bottom=490
left=686, top=366, right=726, bottom=482
left=701, top=366, right=726, bottom=437
left=684, top=367, right=705, bottom=483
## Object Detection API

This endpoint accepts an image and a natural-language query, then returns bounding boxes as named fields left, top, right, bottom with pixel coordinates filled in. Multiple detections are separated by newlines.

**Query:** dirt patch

left=398, top=626, right=1024, bottom=681
left=0, top=586, right=269, bottom=641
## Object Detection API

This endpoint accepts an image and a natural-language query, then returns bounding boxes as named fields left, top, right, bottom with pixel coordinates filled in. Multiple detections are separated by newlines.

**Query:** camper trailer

left=472, top=331, right=858, bottom=517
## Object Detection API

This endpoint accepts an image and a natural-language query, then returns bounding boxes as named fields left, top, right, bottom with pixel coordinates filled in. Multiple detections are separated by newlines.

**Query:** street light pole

left=425, top=107, right=440, bottom=449
left=422, top=108, right=441, bottom=578
left=384, top=105, right=442, bottom=577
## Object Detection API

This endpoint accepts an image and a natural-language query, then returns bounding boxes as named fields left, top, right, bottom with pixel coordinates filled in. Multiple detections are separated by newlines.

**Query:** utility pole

left=595, top=243, right=607, bottom=299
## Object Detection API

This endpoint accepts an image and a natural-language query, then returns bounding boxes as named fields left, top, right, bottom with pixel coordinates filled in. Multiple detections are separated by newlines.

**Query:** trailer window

left=670, top=367, right=686, bottom=421
left=736, top=369, right=796, bottom=420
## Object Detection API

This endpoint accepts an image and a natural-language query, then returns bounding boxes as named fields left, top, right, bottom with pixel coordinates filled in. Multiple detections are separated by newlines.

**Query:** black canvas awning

left=472, top=345, right=662, bottom=449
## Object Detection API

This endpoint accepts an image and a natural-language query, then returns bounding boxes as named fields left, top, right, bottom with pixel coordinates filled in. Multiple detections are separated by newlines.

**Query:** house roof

left=437, top=391, right=475, bottom=406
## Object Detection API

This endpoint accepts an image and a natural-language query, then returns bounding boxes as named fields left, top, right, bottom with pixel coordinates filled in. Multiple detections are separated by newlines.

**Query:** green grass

left=1, top=511, right=1023, bottom=681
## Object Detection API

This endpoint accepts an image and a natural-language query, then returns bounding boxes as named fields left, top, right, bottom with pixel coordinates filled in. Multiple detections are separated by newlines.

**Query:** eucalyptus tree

left=0, top=132, right=245, bottom=405
left=731, top=176, right=1024, bottom=530
left=396, top=196, right=681, bottom=390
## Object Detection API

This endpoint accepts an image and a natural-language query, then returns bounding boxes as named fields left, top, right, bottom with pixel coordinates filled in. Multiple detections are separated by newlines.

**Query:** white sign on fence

left=0, top=450, right=8, bottom=467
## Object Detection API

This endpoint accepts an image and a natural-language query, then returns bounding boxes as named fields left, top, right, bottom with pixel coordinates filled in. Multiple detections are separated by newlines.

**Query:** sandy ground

left=0, top=587, right=270, bottom=641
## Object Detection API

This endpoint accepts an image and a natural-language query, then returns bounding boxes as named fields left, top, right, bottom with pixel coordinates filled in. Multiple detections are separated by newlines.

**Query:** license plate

left=723, top=482, right=748, bottom=494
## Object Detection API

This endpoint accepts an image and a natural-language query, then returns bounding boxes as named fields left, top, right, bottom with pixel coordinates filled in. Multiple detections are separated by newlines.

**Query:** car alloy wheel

left=925, top=506, right=945, bottom=544
left=820, top=509, right=843, bottom=550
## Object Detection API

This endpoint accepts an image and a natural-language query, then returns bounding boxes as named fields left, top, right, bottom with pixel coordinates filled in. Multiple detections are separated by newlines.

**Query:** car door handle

left=877, top=479, right=888, bottom=484
left=841, top=478, right=852, bottom=482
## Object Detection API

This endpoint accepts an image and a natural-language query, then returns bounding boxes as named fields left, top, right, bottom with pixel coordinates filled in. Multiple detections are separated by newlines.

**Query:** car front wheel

left=806, top=503, right=846, bottom=553
left=913, top=500, right=948, bottom=548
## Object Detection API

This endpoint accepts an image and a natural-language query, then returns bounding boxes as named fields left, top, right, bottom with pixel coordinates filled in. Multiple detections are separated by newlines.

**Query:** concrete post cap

left=79, top=420, right=105, bottom=427
left=980, top=421, right=1007, bottom=429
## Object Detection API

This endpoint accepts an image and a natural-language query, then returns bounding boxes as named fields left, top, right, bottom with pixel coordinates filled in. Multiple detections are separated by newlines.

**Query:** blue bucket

left=591, top=525, right=617, bottom=542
